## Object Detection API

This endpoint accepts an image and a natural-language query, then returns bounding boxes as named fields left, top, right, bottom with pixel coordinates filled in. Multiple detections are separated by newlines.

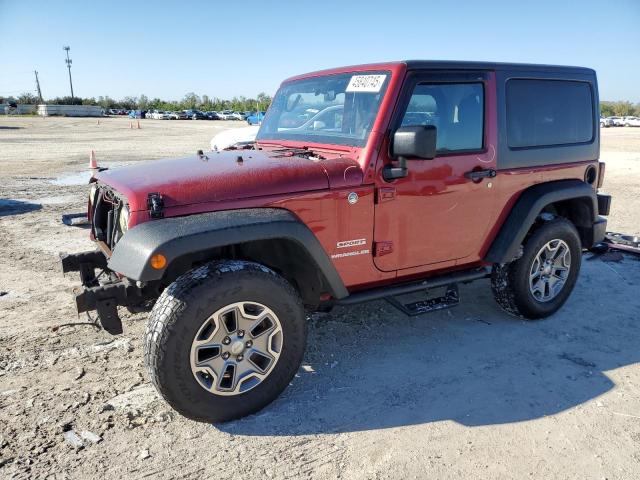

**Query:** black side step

left=336, top=267, right=490, bottom=306
left=386, top=284, right=459, bottom=316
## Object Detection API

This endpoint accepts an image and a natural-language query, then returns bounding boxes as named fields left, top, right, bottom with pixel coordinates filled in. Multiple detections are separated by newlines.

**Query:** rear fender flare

left=484, top=179, right=598, bottom=264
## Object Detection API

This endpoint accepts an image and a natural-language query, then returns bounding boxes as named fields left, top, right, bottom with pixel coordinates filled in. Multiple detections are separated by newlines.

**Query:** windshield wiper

left=271, top=146, right=325, bottom=160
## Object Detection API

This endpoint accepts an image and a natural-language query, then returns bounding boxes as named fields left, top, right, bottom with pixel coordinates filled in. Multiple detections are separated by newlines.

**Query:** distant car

left=246, top=111, right=266, bottom=125
left=168, top=111, right=187, bottom=120
left=183, top=109, right=207, bottom=120
left=204, top=111, right=220, bottom=120
left=230, top=111, right=246, bottom=121
left=147, top=110, right=163, bottom=119
left=624, top=117, right=640, bottom=127
left=217, top=110, right=235, bottom=120
left=210, top=125, right=260, bottom=150
left=609, top=116, right=624, bottom=127
left=128, top=110, right=143, bottom=119
left=600, top=117, right=614, bottom=128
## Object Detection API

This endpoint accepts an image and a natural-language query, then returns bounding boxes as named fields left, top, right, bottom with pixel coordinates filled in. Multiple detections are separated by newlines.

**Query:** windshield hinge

left=147, top=193, right=164, bottom=219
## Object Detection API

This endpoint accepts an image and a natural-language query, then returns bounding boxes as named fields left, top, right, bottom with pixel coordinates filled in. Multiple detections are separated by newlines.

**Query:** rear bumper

left=592, top=216, right=607, bottom=246
left=597, top=193, right=611, bottom=216
left=589, top=193, right=611, bottom=247
left=61, top=250, right=155, bottom=335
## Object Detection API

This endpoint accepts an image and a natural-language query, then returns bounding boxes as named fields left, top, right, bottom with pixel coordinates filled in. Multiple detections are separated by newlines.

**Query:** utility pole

left=63, top=46, right=74, bottom=101
left=34, top=71, right=43, bottom=103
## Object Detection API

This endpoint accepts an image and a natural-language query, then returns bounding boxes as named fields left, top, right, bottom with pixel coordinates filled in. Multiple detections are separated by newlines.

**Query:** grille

left=90, top=185, right=126, bottom=251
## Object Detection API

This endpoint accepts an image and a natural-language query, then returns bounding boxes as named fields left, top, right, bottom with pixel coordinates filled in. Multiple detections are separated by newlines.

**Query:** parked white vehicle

left=210, top=126, right=260, bottom=151
left=624, top=117, right=640, bottom=127
left=230, top=111, right=245, bottom=121
left=217, top=110, right=235, bottom=120
left=609, top=116, right=624, bottom=127
left=168, top=111, right=187, bottom=120
left=600, top=117, right=614, bottom=128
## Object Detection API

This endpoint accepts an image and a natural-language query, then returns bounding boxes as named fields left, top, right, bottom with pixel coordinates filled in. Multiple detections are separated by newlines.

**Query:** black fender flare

left=484, top=179, right=599, bottom=264
left=108, top=208, right=349, bottom=299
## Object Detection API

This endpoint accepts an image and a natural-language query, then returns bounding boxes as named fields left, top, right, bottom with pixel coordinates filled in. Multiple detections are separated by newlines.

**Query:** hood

left=96, top=149, right=335, bottom=212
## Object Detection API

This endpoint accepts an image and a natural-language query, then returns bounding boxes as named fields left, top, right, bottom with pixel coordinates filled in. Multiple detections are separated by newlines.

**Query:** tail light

left=597, top=162, right=606, bottom=189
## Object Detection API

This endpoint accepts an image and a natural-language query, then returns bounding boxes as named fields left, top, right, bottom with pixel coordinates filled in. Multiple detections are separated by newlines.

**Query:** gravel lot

left=1, top=116, right=639, bottom=479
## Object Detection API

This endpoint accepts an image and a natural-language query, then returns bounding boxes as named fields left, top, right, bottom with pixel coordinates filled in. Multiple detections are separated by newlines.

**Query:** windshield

left=257, top=71, right=390, bottom=147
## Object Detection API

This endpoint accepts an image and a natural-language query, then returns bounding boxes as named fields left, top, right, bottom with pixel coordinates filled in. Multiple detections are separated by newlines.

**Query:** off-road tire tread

left=144, top=260, right=305, bottom=422
left=491, top=217, right=581, bottom=320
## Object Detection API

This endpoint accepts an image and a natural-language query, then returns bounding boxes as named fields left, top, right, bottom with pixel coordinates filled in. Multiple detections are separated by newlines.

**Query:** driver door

left=373, top=72, right=497, bottom=272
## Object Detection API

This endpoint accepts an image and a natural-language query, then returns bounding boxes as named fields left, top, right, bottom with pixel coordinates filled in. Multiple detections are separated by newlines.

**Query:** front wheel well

left=163, top=239, right=330, bottom=308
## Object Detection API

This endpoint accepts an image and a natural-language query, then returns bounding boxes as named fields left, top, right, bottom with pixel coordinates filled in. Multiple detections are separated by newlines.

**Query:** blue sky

left=1, top=0, right=638, bottom=102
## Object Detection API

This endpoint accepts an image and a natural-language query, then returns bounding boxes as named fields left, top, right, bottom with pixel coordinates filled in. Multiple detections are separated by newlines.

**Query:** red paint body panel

left=270, top=187, right=396, bottom=289
left=96, top=151, right=330, bottom=212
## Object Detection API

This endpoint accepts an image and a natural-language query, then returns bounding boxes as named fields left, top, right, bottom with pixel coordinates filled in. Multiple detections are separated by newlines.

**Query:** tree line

left=600, top=101, right=640, bottom=117
left=3, top=92, right=273, bottom=113
left=3, top=92, right=639, bottom=117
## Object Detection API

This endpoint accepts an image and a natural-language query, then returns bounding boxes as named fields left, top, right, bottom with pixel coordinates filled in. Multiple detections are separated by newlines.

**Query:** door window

left=400, top=83, right=484, bottom=153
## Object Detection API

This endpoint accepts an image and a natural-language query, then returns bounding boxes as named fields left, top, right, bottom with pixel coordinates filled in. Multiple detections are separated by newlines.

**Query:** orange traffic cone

left=96, top=119, right=100, bottom=125
left=136, top=120, right=141, bottom=129
left=89, top=150, right=98, bottom=169
left=129, top=121, right=133, bottom=129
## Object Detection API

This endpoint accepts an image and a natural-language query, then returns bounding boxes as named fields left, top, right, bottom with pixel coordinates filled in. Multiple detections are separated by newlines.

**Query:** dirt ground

left=1, top=116, right=639, bottom=480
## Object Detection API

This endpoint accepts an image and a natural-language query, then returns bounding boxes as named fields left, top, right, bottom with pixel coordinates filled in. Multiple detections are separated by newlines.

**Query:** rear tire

left=491, top=218, right=582, bottom=319
left=144, top=260, right=306, bottom=423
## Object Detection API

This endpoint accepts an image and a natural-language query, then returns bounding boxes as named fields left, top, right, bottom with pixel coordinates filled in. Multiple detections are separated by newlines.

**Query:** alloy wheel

left=529, top=239, right=571, bottom=302
left=190, top=301, right=283, bottom=396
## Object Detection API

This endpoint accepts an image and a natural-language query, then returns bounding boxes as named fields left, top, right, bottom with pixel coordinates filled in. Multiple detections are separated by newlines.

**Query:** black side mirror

left=392, top=125, right=437, bottom=160
left=384, top=125, right=437, bottom=180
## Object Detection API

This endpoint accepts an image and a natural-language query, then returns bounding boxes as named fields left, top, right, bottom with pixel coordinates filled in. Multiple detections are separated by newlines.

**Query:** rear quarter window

left=506, top=79, right=594, bottom=149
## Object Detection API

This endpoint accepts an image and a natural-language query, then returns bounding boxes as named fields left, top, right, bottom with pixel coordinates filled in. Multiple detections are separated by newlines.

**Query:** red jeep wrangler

left=62, top=61, right=611, bottom=422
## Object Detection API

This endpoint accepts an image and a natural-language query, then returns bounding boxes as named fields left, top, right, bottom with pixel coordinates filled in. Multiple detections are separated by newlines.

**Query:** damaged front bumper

left=61, top=250, right=156, bottom=335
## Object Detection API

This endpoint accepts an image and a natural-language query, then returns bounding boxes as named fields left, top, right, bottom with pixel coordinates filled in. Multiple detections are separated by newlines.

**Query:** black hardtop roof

left=403, top=60, right=595, bottom=74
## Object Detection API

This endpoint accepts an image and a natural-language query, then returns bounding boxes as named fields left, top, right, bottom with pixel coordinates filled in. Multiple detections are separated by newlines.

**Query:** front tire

left=144, top=260, right=307, bottom=423
left=491, top=218, right=582, bottom=319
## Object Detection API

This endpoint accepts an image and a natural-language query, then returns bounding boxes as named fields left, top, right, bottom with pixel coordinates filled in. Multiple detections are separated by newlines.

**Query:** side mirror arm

left=382, top=156, right=408, bottom=181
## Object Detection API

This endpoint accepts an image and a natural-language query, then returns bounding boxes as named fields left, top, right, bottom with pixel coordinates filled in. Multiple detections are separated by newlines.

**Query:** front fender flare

left=108, top=208, right=348, bottom=299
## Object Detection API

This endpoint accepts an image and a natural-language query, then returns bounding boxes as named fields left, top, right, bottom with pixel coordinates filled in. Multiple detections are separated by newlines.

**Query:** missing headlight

left=119, top=205, right=130, bottom=232
left=89, top=183, right=98, bottom=205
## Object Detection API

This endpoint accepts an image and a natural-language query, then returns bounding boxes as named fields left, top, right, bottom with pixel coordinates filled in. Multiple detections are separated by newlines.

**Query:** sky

left=1, top=0, right=638, bottom=102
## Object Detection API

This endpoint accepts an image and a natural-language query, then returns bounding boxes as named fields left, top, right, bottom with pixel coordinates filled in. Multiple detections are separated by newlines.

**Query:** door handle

left=464, top=168, right=496, bottom=181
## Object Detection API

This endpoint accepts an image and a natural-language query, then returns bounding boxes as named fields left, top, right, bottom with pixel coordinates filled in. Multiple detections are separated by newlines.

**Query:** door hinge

left=376, top=187, right=396, bottom=204
left=374, top=241, right=394, bottom=257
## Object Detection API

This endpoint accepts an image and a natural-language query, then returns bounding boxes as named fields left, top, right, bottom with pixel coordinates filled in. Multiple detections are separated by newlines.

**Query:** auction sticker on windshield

left=346, top=75, right=387, bottom=93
